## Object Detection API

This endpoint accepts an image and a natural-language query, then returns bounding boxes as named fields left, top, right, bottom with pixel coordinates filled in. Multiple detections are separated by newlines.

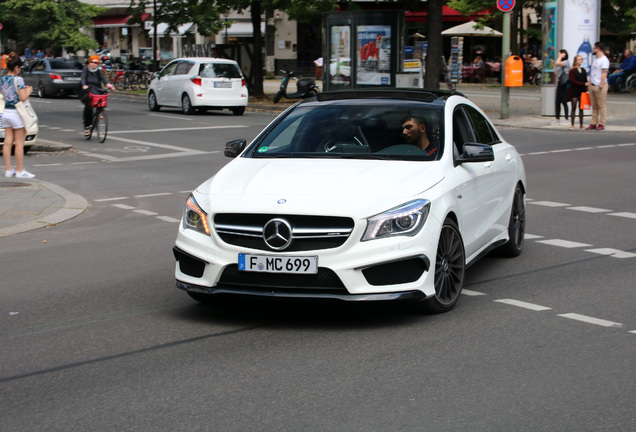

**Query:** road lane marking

left=609, top=212, right=636, bottom=219
left=494, top=299, right=552, bottom=311
left=94, top=197, right=130, bottom=202
left=156, top=216, right=180, bottom=223
left=112, top=204, right=136, bottom=210
left=462, top=289, right=486, bottom=296
left=558, top=313, right=623, bottom=328
left=148, top=113, right=194, bottom=121
left=585, top=248, right=636, bottom=259
left=536, top=239, right=592, bottom=248
left=524, top=233, right=544, bottom=239
left=567, top=206, right=611, bottom=213
left=108, top=125, right=248, bottom=134
left=134, top=209, right=158, bottom=216
left=529, top=201, right=570, bottom=207
left=134, top=193, right=173, bottom=198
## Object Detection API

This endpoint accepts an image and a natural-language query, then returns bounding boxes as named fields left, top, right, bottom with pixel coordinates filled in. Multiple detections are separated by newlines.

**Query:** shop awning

left=93, top=13, right=150, bottom=28
left=223, top=22, right=265, bottom=37
left=148, top=23, right=194, bottom=37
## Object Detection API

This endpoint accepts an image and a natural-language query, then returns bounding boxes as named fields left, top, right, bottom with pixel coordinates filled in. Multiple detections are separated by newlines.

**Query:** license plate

left=66, top=77, right=80, bottom=81
left=238, top=254, right=318, bottom=274
left=214, top=81, right=231, bottom=88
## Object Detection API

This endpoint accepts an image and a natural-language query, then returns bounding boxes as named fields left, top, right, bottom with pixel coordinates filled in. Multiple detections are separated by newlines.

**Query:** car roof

left=172, top=57, right=238, bottom=64
left=316, top=89, right=466, bottom=104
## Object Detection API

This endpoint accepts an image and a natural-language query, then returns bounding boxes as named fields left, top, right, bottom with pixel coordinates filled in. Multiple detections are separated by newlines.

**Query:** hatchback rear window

left=49, top=60, right=83, bottom=70
left=199, top=63, right=242, bottom=79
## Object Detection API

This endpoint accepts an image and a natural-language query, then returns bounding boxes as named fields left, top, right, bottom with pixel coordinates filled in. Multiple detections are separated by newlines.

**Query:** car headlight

left=183, top=194, right=210, bottom=236
left=362, top=200, right=430, bottom=241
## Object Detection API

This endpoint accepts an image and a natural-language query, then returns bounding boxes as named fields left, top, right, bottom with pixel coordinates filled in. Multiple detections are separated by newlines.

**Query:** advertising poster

left=356, top=25, right=391, bottom=85
left=330, top=26, right=351, bottom=86
left=541, top=2, right=558, bottom=84
left=563, top=0, right=598, bottom=73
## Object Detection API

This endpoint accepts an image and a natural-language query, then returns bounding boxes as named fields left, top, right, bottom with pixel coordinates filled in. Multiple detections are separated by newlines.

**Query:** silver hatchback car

left=147, top=57, right=249, bottom=115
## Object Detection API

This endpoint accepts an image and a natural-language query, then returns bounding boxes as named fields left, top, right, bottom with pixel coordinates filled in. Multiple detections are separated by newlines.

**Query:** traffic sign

left=497, top=0, right=515, bottom=12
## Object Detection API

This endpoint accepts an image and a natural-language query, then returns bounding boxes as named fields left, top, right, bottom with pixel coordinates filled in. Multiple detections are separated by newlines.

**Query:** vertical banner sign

left=542, top=2, right=558, bottom=84
left=329, top=26, right=351, bottom=87
left=356, top=25, right=391, bottom=85
left=562, top=0, right=598, bottom=73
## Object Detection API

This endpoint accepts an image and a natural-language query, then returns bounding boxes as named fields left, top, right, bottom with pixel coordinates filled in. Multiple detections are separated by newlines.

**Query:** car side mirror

left=456, top=142, right=494, bottom=165
left=224, top=139, right=247, bottom=158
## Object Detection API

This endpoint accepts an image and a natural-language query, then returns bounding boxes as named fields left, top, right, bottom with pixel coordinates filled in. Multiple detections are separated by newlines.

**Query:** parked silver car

left=21, top=58, right=83, bottom=98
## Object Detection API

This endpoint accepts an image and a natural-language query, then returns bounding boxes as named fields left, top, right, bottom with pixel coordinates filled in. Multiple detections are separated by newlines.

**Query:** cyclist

left=80, top=55, right=113, bottom=137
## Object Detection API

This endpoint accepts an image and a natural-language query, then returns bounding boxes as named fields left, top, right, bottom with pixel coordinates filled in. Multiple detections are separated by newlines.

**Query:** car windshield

left=248, top=99, right=444, bottom=161
left=198, top=63, right=242, bottom=79
left=49, top=60, right=83, bottom=70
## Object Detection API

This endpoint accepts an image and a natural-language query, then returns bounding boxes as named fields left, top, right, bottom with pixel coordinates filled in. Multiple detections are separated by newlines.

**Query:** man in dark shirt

left=401, top=116, right=437, bottom=156
left=608, top=49, right=636, bottom=91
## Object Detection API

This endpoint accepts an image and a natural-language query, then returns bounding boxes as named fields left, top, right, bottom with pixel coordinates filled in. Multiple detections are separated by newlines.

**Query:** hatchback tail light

left=191, top=77, right=202, bottom=86
left=241, top=78, right=246, bottom=87
left=50, top=74, right=63, bottom=80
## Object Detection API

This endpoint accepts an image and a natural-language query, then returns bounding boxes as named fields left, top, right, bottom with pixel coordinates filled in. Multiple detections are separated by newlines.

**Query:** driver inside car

left=401, top=115, right=438, bottom=156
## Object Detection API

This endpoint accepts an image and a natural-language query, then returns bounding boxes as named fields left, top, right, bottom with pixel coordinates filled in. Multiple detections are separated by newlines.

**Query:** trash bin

left=504, top=56, right=524, bottom=87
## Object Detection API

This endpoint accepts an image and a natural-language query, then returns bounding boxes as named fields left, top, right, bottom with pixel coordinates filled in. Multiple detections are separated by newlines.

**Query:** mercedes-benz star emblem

left=263, top=218, right=293, bottom=250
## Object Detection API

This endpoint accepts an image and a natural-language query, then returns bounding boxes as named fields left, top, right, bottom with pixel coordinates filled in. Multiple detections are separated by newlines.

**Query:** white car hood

left=195, top=158, right=444, bottom=216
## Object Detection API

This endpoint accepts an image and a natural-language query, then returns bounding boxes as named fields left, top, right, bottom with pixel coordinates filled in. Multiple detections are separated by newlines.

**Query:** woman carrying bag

left=2, top=52, right=35, bottom=178
left=568, top=55, right=588, bottom=130
left=80, top=55, right=113, bottom=137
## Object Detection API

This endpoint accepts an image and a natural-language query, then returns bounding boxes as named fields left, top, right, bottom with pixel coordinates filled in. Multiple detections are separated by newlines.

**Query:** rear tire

left=232, top=106, right=245, bottom=116
left=418, top=219, right=465, bottom=314
left=182, top=93, right=194, bottom=114
left=37, top=82, right=47, bottom=98
left=498, top=185, right=525, bottom=257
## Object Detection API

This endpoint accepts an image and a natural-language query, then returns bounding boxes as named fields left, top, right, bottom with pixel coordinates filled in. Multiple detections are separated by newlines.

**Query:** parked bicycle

left=85, top=91, right=109, bottom=143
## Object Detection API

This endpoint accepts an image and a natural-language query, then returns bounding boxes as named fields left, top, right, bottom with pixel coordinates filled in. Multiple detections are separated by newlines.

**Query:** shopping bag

left=15, top=99, right=38, bottom=129
left=580, top=92, right=591, bottom=110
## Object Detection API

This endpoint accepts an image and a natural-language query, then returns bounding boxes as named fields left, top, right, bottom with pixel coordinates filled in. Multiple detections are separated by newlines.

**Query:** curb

left=0, top=179, right=89, bottom=237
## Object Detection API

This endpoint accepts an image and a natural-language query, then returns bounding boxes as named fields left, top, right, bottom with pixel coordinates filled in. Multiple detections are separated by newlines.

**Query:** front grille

left=214, top=213, right=354, bottom=252
left=217, top=264, right=348, bottom=295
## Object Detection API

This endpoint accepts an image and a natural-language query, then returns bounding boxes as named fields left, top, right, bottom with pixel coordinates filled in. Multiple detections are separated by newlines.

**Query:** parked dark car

left=21, top=58, right=83, bottom=98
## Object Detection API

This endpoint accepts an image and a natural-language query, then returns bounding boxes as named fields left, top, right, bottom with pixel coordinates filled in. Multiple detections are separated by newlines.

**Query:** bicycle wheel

left=85, top=123, right=93, bottom=140
left=127, top=72, right=138, bottom=91
left=138, top=73, right=150, bottom=90
left=114, top=72, right=126, bottom=91
left=95, top=109, right=108, bottom=143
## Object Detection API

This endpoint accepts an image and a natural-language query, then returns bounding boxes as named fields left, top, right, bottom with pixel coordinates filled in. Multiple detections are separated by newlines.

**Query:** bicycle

left=85, top=91, right=109, bottom=143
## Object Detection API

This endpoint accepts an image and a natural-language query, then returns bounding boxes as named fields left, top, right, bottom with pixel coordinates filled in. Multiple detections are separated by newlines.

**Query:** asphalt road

left=1, top=95, right=635, bottom=431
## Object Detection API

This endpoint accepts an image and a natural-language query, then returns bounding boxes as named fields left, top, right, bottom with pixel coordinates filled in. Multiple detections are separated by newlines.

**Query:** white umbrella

left=442, top=21, right=502, bottom=37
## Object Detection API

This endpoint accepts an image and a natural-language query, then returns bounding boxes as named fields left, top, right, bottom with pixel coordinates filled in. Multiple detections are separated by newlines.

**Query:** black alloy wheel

left=37, top=82, right=46, bottom=98
left=420, top=219, right=465, bottom=314
left=499, top=185, right=525, bottom=257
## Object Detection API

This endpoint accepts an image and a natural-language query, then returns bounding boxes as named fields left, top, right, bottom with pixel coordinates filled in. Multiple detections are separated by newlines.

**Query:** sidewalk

left=1, top=83, right=633, bottom=237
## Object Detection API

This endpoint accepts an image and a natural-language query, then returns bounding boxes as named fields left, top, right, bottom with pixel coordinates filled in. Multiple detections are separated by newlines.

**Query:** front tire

left=182, top=93, right=194, bottom=114
left=95, top=110, right=108, bottom=143
left=148, top=91, right=160, bottom=111
left=419, top=219, right=465, bottom=314
left=273, top=91, right=283, bottom=104
left=499, top=185, right=525, bottom=257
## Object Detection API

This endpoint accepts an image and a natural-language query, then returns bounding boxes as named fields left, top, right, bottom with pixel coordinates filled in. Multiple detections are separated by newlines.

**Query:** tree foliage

left=0, top=0, right=104, bottom=54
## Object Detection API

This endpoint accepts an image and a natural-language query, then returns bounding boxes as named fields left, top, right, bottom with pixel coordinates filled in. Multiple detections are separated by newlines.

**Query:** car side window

left=452, top=108, right=474, bottom=158
left=160, top=62, right=179, bottom=78
left=464, top=105, right=500, bottom=145
left=175, top=61, right=194, bottom=75
left=34, top=61, right=46, bottom=72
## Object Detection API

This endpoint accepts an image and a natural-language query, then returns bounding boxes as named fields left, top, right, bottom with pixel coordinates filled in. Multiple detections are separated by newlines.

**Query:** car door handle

left=484, top=162, right=493, bottom=168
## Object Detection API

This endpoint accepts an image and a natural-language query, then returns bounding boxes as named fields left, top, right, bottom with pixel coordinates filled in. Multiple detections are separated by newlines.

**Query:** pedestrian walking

left=24, top=44, right=33, bottom=60
left=2, top=52, right=35, bottom=178
left=567, top=55, right=588, bottom=130
left=586, top=42, right=610, bottom=130
left=553, top=49, right=570, bottom=125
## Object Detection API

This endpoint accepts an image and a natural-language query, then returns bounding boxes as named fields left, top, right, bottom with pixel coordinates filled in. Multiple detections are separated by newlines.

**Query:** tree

left=0, top=0, right=104, bottom=55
